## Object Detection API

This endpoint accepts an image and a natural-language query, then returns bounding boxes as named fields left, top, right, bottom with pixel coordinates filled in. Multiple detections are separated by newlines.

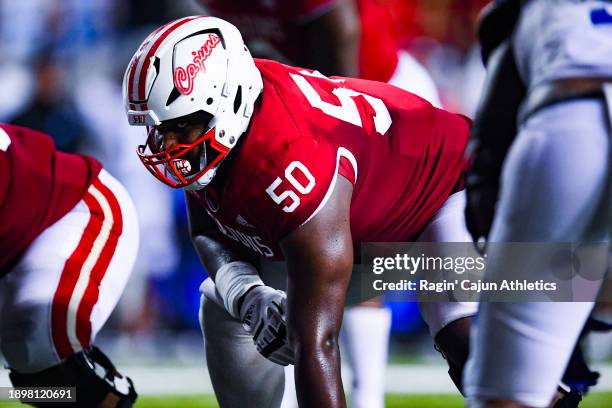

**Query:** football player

left=0, top=124, right=139, bottom=406
left=463, top=1, right=611, bottom=407
left=196, top=2, right=442, bottom=406
left=123, top=16, right=475, bottom=407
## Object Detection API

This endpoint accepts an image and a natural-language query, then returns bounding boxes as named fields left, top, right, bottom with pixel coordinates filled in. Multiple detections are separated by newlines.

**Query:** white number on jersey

left=0, top=128, right=11, bottom=152
left=265, top=161, right=316, bottom=213
left=290, top=70, right=392, bottom=135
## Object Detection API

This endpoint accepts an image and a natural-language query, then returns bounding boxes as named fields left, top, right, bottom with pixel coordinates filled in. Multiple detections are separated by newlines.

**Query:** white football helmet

left=123, top=16, right=263, bottom=189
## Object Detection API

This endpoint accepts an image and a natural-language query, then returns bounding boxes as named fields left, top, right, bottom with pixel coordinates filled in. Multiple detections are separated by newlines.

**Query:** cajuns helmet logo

left=173, top=34, right=221, bottom=96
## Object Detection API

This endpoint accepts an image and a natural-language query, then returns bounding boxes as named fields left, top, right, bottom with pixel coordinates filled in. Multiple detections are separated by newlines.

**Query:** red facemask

left=137, top=126, right=229, bottom=188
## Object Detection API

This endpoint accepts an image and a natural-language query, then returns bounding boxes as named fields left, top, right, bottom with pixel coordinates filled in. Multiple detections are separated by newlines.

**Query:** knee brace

left=9, top=346, right=137, bottom=407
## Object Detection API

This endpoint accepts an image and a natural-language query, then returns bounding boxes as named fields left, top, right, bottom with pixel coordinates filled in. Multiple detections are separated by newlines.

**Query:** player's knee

left=200, top=302, right=230, bottom=353
left=200, top=291, right=218, bottom=333
left=199, top=291, right=207, bottom=335
left=434, top=316, right=472, bottom=393
left=200, top=288, right=238, bottom=346
left=2, top=337, right=40, bottom=374
left=1, top=312, right=56, bottom=373
left=9, top=346, right=137, bottom=407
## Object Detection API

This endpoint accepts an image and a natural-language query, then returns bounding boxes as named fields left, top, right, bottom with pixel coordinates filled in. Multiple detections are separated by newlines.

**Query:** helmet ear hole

left=233, top=85, right=242, bottom=114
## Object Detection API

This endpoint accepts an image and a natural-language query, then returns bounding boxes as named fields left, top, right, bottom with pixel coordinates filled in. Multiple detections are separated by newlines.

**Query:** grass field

left=132, top=392, right=612, bottom=407
left=4, top=392, right=609, bottom=407
left=136, top=392, right=612, bottom=408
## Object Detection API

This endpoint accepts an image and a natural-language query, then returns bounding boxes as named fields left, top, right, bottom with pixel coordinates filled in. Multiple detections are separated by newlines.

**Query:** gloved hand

left=240, top=285, right=295, bottom=366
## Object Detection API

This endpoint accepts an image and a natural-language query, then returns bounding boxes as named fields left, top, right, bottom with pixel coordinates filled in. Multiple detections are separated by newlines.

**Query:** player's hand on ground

left=240, top=285, right=295, bottom=366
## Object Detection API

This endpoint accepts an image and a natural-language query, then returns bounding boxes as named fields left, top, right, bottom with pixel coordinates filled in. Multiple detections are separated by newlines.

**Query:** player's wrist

left=214, top=261, right=263, bottom=319
left=236, top=284, right=263, bottom=315
left=238, top=285, right=279, bottom=319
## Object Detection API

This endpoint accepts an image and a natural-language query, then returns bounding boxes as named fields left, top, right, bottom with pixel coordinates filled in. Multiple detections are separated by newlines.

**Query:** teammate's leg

left=464, top=99, right=610, bottom=407
left=0, top=170, right=139, bottom=406
left=341, top=301, right=391, bottom=408
left=280, top=365, right=298, bottom=408
left=200, top=278, right=285, bottom=408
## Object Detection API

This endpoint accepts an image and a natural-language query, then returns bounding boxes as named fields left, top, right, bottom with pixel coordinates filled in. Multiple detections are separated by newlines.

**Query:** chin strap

left=185, top=166, right=217, bottom=191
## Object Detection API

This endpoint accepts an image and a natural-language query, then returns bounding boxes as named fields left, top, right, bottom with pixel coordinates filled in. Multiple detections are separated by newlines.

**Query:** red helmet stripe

left=127, top=21, right=168, bottom=104
left=135, top=16, right=203, bottom=102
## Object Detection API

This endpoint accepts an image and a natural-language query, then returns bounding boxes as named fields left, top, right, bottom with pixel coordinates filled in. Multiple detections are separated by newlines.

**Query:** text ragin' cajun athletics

left=372, top=279, right=557, bottom=293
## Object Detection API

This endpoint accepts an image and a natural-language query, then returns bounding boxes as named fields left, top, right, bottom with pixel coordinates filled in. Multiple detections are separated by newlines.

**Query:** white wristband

left=214, top=261, right=264, bottom=319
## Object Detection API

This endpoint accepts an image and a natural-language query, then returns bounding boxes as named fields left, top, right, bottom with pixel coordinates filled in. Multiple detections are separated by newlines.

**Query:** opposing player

left=123, top=16, right=475, bottom=407
left=0, top=124, right=139, bottom=407
left=463, top=1, right=611, bottom=407
left=197, top=2, right=442, bottom=406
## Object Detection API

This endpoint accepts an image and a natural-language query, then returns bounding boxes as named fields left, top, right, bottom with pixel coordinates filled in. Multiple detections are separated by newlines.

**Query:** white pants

left=0, top=170, right=139, bottom=373
left=464, top=98, right=611, bottom=407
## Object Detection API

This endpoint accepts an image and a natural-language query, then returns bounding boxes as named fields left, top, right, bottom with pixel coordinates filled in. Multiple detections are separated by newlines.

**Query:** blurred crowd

left=0, top=0, right=488, bottom=345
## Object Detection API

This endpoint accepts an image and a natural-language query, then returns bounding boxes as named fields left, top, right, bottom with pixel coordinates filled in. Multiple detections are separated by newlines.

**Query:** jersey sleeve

left=246, top=135, right=347, bottom=242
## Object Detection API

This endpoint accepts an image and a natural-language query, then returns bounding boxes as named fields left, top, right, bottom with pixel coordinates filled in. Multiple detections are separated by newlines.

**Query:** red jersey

left=0, top=124, right=102, bottom=274
left=189, top=60, right=469, bottom=259
left=200, top=0, right=400, bottom=82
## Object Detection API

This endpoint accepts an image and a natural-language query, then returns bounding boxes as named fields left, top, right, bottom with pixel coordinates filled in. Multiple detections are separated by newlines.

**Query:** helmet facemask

left=137, top=111, right=229, bottom=189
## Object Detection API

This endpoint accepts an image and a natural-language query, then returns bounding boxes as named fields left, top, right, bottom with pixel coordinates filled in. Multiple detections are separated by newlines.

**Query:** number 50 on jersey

left=265, top=70, right=392, bottom=213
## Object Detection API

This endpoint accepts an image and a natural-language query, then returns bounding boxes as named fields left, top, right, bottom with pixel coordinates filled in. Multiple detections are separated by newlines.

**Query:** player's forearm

left=192, top=234, right=264, bottom=318
left=285, top=260, right=350, bottom=407
left=191, top=234, right=245, bottom=281
left=293, top=331, right=346, bottom=407
left=287, top=271, right=350, bottom=408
